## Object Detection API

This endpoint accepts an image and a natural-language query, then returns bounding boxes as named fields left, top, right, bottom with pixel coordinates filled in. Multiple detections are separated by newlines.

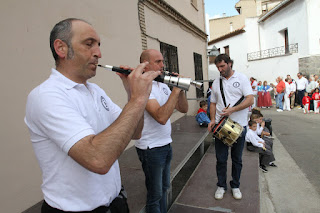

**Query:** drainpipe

left=258, top=22, right=261, bottom=53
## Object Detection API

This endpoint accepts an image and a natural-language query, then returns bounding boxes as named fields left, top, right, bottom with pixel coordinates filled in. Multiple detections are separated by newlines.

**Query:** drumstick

left=226, top=104, right=230, bottom=109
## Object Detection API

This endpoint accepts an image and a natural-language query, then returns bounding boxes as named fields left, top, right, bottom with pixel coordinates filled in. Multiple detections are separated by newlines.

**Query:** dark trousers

left=247, top=142, right=275, bottom=166
left=215, top=127, right=247, bottom=190
left=297, top=90, right=305, bottom=107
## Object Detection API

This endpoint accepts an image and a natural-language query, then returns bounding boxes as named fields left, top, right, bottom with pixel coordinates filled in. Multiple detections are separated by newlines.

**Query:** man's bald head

left=140, top=49, right=160, bottom=63
left=139, top=49, right=164, bottom=72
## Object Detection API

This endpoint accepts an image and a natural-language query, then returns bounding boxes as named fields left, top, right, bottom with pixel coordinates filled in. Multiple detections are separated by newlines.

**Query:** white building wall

left=245, top=55, right=299, bottom=85
left=258, top=0, right=309, bottom=56
left=208, top=0, right=319, bottom=85
left=306, top=0, right=320, bottom=55
left=208, top=22, right=299, bottom=84
left=208, top=33, right=247, bottom=81
left=246, top=17, right=261, bottom=53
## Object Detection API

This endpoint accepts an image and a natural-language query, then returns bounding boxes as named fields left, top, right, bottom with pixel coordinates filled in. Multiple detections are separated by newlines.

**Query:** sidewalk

left=169, top=144, right=260, bottom=213
left=260, top=132, right=320, bottom=212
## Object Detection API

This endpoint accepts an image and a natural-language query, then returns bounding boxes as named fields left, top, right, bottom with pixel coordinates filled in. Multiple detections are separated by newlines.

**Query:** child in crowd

left=312, top=88, right=320, bottom=114
left=302, top=92, right=312, bottom=114
left=250, top=113, right=271, bottom=138
left=251, top=107, right=273, bottom=136
left=196, top=100, right=211, bottom=127
left=246, top=120, right=276, bottom=173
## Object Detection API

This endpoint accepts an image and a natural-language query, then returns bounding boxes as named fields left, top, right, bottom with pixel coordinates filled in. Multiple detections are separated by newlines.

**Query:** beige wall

left=144, top=3, right=208, bottom=116
left=166, top=0, right=206, bottom=31
left=0, top=0, right=207, bottom=212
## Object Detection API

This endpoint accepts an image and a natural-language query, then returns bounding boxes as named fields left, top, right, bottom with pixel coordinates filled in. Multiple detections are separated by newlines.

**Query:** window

left=224, top=46, right=229, bottom=56
left=284, top=29, right=289, bottom=54
left=193, top=52, right=204, bottom=98
left=279, top=28, right=289, bottom=54
left=160, top=42, right=179, bottom=74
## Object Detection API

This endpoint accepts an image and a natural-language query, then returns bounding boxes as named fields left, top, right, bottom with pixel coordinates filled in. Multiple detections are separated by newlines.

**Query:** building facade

left=0, top=0, right=208, bottom=212
left=208, top=0, right=320, bottom=85
left=208, top=0, right=282, bottom=40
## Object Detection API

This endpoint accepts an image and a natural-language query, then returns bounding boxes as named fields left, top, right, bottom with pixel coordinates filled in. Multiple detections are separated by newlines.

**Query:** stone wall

left=299, top=55, right=320, bottom=77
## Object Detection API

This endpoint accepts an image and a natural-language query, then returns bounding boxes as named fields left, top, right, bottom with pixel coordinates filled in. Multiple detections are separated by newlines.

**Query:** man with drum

left=208, top=54, right=254, bottom=200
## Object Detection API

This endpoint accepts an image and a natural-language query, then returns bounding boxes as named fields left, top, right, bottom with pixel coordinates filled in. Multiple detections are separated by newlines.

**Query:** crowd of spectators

left=249, top=73, right=320, bottom=113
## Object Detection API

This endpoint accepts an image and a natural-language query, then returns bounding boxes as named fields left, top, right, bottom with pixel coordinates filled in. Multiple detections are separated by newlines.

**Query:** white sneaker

left=232, top=188, right=242, bottom=200
left=276, top=109, right=283, bottom=112
left=215, top=187, right=225, bottom=200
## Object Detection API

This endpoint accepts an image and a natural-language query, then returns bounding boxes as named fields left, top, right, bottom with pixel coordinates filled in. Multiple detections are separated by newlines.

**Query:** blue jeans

left=136, top=144, right=172, bottom=213
left=277, top=93, right=284, bottom=110
left=215, top=127, right=246, bottom=190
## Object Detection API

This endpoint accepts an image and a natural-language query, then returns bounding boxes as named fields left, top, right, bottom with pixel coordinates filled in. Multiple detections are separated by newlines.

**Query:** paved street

left=259, top=107, right=320, bottom=212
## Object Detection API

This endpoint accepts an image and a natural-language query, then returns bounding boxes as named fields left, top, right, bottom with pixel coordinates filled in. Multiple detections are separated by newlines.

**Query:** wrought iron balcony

left=247, top=43, right=298, bottom=61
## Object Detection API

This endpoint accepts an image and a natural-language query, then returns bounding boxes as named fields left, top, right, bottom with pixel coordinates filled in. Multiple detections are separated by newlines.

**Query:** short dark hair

left=251, top=107, right=263, bottom=116
left=250, top=113, right=262, bottom=121
left=50, top=18, right=89, bottom=65
left=248, top=120, right=257, bottom=127
left=214, top=54, right=232, bottom=65
left=200, top=100, right=207, bottom=108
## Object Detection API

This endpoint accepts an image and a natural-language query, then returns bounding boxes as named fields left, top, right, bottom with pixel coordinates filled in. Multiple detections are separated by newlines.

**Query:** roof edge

left=208, top=26, right=245, bottom=45
left=258, top=0, right=295, bottom=23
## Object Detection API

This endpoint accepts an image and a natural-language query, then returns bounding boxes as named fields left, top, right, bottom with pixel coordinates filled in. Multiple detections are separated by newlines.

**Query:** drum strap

left=220, top=78, right=244, bottom=108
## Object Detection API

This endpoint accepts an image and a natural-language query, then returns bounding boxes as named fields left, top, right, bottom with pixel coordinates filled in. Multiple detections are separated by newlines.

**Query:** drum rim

left=213, top=116, right=227, bottom=134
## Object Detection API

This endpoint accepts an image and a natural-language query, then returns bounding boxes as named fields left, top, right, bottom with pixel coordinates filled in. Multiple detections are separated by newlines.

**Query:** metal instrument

left=212, top=117, right=243, bottom=147
left=98, top=64, right=203, bottom=91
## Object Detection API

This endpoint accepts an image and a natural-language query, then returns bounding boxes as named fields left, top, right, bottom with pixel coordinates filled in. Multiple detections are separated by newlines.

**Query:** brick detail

left=138, top=1, right=148, bottom=50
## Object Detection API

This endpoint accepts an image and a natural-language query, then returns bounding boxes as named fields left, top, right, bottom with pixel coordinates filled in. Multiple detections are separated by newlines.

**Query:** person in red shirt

left=276, top=77, right=286, bottom=112
left=312, top=88, right=320, bottom=113
left=302, top=92, right=312, bottom=114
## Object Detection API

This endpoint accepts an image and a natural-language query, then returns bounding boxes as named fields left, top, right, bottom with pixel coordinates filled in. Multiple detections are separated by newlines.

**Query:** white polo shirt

left=210, top=71, right=253, bottom=126
left=25, top=69, right=122, bottom=211
left=135, top=82, right=172, bottom=149
left=296, top=77, right=308, bottom=91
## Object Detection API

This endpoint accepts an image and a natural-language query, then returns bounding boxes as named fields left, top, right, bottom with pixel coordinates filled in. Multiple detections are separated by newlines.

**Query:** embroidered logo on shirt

left=163, top=87, right=169, bottom=95
left=101, top=96, right=109, bottom=111
left=233, top=82, right=240, bottom=88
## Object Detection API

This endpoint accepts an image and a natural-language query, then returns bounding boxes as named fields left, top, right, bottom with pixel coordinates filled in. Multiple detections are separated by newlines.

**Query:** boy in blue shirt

left=196, top=100, right=211, bottom=127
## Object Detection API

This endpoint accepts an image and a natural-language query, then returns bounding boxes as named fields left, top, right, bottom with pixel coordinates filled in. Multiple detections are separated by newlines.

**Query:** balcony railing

left=247, top=43, right=298, bottom=61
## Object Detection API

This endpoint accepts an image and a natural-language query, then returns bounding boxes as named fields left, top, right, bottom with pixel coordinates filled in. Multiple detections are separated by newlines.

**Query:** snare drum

left=212, top=117, right=243, bottom=147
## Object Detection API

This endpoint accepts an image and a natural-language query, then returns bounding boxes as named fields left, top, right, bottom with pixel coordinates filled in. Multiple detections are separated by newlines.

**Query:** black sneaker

left=269, top=162, right=277, bottom=167
left=259, top=165, right=268, bottom=173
